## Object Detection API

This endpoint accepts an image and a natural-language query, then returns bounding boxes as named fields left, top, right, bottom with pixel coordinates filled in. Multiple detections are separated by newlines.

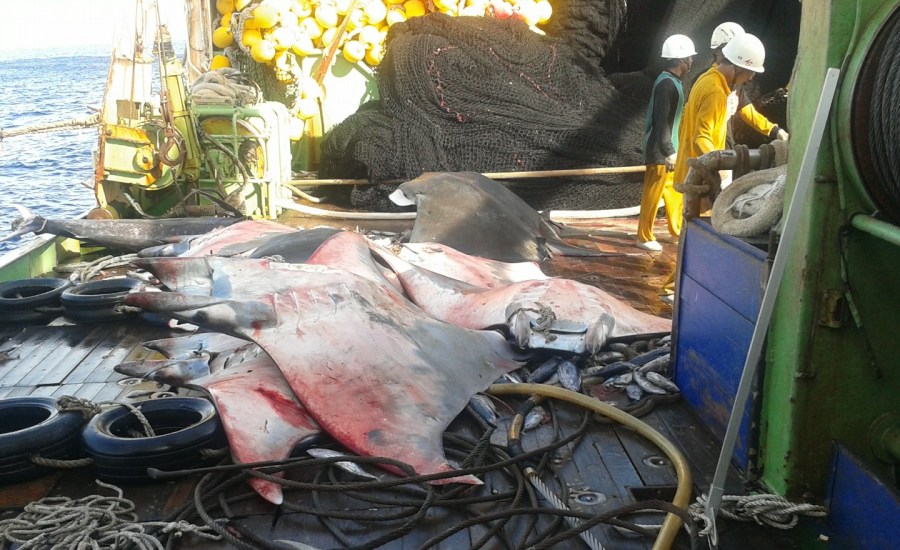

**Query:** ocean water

left=0, top=45, right=109, bottom=255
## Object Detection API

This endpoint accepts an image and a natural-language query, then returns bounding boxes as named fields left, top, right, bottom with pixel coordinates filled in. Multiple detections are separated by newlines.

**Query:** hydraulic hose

left=487, top=383, right=692, bottom=550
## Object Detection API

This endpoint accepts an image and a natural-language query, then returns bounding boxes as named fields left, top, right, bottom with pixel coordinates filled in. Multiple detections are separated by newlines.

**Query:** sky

left=0, top=0, right=188, bottom=51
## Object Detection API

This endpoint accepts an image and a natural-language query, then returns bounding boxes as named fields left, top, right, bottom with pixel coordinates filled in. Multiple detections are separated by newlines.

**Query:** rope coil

left=690, top=493, right=827, bottom=534
left=0, top=480, right=220, bottom=550
left=57, top=395, right=156, bottom=437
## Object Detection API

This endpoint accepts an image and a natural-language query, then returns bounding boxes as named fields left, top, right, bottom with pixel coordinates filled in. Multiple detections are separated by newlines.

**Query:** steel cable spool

left=868, top=10, right=900, bottom=216
left=847, top=4, right=900, bottom=223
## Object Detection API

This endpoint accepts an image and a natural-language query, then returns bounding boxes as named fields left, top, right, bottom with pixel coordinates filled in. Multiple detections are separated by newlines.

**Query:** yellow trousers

left=637, top=165, right=683, bottom=243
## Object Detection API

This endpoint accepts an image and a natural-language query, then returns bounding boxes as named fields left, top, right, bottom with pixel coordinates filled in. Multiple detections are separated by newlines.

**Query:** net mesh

left=320, top=14, right=649, bottom=210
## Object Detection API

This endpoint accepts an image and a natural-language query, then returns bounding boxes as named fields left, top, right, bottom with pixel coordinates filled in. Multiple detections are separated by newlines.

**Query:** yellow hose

left=487, top=383, right=692, bottom=550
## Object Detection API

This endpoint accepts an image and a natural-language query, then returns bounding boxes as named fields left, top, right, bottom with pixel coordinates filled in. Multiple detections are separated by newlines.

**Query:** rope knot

left=57, top=395, right=103, bottom=419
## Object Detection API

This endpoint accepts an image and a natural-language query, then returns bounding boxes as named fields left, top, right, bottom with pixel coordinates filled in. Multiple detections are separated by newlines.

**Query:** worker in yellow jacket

left=636, top=34, right=696, bottom=252
left=672, top=32, right=768, bottom=219
left=708, top=22, right=789, bottom=148
left=656, top=32, right=768, bottom=303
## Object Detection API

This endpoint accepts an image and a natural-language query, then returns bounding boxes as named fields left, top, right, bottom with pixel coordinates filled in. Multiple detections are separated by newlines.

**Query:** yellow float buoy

left=298, top=76, right=322, bottom=100
left=216, top=0, right=235, bottom=16
left=251, top=39, right=277, bottom=62
left=358, top=25, right=381, bottom=47
left=315, top=5, right=339, bottom=28
left=365, top=44, right=384, bottom=66
left=364, top=1, right=387, bottom=25
left=386, top=8, right=407, bottom=25
left=299, top=17, right=323, bottom=39
left=210, top=54, right=231, bottom=70
left=288, top=117, right=306, bottom=141
left=212, top=26, right=234, bottom=49
left=403, top=0, right=425, bottom=18
left=296, top=97, right=319, bottom=119
left=342, top=40, right=366, bottom=63
left=241, top=28, right=263, bottom=47
left=253, top=5, right=280, bottom=28
left=319, top=27, right=339, bottom=47
left=291, top=34, right=319, bottom=56
left=535, top=0, right=552, bottom=23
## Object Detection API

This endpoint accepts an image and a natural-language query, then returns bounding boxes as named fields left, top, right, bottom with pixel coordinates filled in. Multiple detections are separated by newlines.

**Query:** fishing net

left=320, top=14, right=649, bottom=210
left=543, top=0, right=627, bottom=72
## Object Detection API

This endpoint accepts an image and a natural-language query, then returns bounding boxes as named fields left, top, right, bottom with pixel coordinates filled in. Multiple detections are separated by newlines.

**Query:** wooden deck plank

left=0, top=326, right=79, bottom=387
left=60, top=323, right=136, bottom=384
left=92, top=381, right=137, bottom=402
left=65, top=381, right=109, bottom=401
left=654, top=403, right=746, bottom=494
left=4, top=385, right=39, bottom=397
left=58, top=321, right=173, bottom=386
left=96, top=325, right=176, bottom=384
left=613, top=419, right=679, bottom=488
left=18, top=325, right=108, bottom=387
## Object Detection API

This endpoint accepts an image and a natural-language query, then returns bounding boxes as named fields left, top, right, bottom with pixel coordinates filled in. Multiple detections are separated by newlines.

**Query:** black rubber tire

left=0, top=397, right=85, bottom=485
left=61, top=278, right=143, bottom=323
left=0, top=278, right=72, bottom=324
left=81, top=397, right=227, bottom=483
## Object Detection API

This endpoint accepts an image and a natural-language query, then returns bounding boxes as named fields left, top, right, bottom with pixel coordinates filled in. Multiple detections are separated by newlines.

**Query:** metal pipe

left=850, top=214, right=900, bottom=247
left=193, top=105, right=269, bottom=119
left=681, top=149, right=765, bottom=219
left=287, top=165, right=646, bottom=187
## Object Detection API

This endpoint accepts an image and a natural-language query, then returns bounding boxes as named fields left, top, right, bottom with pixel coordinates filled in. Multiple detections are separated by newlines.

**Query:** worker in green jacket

left=673, top=32, right=768, bottom=219
left=637, top=34, right=696, bottom=252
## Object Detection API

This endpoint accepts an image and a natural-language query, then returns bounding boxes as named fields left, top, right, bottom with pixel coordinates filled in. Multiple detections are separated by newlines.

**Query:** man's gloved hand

left=665, top=153, right=677, bottom=172
left=770, top=125, right=789, bottom=142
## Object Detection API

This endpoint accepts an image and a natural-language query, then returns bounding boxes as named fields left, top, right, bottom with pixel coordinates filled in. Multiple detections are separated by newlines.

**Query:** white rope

left=0, top=114, right=100, bottom=140
left=190, top=68, right=261, bottom=106
left=711, top=165, right=788, bottom=237
left=689, top=493, right=827, bottom=535
left=730, top=174, right=785, bottom=218
left=0, top=480, right=220, bottom=549
left=57, top=395, right=156, bottom=437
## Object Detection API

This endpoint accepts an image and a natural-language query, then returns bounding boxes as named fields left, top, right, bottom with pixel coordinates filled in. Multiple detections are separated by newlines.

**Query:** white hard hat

left=710, top=22, right=745, bottom=50
left=722, top=32, right=766, bottom=72
left=661, top=34, right=697, bottom=59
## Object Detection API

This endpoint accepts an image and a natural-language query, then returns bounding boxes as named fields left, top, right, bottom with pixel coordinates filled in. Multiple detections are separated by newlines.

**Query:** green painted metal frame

left=761, top=0, right=900, bottom=498
left=0, top=236, right=82, bottom=282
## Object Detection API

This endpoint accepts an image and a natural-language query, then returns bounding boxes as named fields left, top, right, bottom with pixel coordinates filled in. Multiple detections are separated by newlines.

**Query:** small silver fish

left=581, top=365, right=605, bottom=379
left=630, top=346, right=671, bottom=367
left=528, top=358, right=560, bottom=383
left=306, top=448, right=378, bottom=480
left=468, top=394, right=499, bottom=427
left=633, top=371, right=668, bottom=395
left=604, top=372, right=633, bottom=388
left=608, top=343, right=630, bottom=353
left=126, top=270, right=157, bottom=284
left=645, top=372, right=680, bottom=393
left=638, top=355, right=671, bottom=374
left=523, top=406, right=549, bottom=431
left=557, top=360, right=582, bottom=392
left=625, top=383, right=644, bottom=402
left=590, top=351, right=625, bottom=365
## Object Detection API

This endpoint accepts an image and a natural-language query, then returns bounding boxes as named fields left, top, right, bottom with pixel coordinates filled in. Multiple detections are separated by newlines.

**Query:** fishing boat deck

left=0, top=216, right=810, bottom=549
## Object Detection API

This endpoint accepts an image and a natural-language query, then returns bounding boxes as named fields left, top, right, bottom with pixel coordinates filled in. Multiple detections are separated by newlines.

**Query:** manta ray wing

left=125, top=259, right=524, bottom=484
